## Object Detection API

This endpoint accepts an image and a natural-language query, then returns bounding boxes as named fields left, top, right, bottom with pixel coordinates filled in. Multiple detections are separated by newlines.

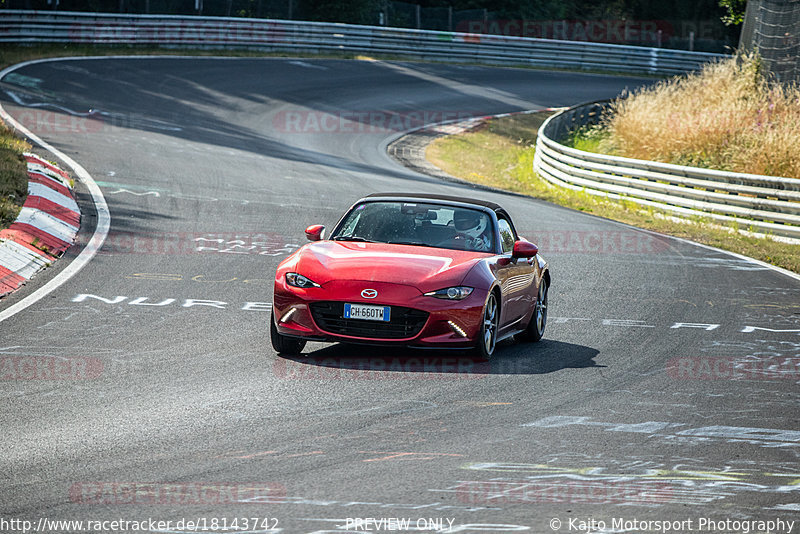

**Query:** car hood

left=293, top=241, right=487, bottom=292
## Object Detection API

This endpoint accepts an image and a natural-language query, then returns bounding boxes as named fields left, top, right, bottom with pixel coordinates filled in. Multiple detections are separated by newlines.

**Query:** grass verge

left=426, top=112, right=800, bottom=274
left=0, top=125, right=30, bottom=229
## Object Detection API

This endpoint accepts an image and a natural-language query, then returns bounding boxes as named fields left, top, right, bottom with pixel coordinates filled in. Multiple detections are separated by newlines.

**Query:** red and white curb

left=0, top=153, right=80, bottom=297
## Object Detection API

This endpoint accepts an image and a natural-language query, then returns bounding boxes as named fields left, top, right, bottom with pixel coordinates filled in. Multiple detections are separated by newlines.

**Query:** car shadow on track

left=276, top=339, right=602, bottom=377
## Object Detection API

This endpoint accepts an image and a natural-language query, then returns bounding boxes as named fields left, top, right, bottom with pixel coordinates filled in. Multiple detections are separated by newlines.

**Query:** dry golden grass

left=599, top=53, right=800, bottom=178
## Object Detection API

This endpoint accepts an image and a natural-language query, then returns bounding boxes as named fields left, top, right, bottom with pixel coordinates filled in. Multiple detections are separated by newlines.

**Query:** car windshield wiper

left=387, top=241, right=435, bottom=248
left=332, top=235, right=376, bottom=242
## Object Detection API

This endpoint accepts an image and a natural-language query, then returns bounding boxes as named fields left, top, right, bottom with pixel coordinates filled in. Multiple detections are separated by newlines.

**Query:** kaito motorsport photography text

left=559, top=517, right=796, bottom=533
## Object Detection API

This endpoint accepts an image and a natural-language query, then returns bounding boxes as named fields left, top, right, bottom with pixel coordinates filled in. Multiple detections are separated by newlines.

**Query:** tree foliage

left=719, top=0, right=747, bottom=25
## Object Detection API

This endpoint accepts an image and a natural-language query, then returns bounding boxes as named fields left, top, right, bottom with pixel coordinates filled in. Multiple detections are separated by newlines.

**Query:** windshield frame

left=328, top=199, right=502, bottom=254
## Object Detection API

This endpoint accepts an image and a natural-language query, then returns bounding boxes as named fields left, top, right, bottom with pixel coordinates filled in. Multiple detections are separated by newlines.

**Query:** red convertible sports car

left=271, top=193, right=549, bottom=359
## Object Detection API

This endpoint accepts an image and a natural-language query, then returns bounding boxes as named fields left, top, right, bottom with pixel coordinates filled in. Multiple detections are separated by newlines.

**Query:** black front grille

left=310, top=302, right=429, bottom=339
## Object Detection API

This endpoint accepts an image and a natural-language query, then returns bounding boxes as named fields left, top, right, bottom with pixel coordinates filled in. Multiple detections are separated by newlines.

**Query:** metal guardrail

left=533, top=101, right=800, bottom=239
left=0, top=10, right=725, bottom=76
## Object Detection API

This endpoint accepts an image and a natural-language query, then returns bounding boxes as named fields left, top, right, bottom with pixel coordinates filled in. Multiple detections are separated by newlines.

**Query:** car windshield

left=332, top=201, right=496, bottom=253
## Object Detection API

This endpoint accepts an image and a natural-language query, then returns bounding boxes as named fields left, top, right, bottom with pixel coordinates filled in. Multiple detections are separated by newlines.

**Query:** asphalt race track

left=1, top=57, right=799, bottom=533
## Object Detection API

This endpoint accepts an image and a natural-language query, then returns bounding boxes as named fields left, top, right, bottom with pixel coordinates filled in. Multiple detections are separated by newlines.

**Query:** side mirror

left=305, top=224, right=325, bottom=242
left=512, top=240, right=538, bottom=258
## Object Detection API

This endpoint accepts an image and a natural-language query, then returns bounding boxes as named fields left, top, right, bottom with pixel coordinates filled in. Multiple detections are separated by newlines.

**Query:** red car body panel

left=286, top=241, right=491, bottom=291
left=274, top=242, right=491, bottom=347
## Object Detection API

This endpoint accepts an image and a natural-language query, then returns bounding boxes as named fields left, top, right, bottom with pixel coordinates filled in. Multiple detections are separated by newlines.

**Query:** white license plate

left=344, top=303, right=391, bottom=322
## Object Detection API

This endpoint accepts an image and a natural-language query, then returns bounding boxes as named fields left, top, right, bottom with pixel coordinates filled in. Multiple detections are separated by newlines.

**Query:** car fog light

left=280, top=308, right=297, bottom=323
left=448, top=320, right=467, bottom=338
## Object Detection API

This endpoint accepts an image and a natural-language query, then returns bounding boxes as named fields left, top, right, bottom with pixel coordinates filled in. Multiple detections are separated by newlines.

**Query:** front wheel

left=519, top=277, right=548, bottom=342
left=270, top=313, right=307, bottom=356
left=473, top=292, right=499, bottom=360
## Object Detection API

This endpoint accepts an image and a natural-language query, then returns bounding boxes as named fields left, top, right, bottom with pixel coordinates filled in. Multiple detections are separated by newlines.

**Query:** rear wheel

left=519, top=277, right=548, bottom=342
left=473, top=292, right=499, bottom=360
left=270, top=313, right=306, bottom=356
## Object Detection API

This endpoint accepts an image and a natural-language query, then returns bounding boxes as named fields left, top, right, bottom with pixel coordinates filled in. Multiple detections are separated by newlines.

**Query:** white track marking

left=4, top=89, right=94, bottom=115
left=288, top=60, right=328, bottom=70
left=654, top=232, right=800, bottom=283
left=0, top=58, right=110, bottom=324
left=106, top=188, right=161, bottom=197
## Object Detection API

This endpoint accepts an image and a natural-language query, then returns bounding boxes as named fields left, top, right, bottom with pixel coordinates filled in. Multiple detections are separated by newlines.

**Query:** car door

left=494, top=216, right=537, bottom=330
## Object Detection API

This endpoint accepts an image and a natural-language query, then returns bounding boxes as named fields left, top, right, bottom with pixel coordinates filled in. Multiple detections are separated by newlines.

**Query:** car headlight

left=424, top=286, right=474, bottom=300
left=286, top=272, right=321, bottom=288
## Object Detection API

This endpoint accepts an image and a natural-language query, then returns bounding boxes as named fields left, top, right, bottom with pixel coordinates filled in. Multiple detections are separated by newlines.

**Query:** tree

left=719, top=0, right=747, bottom=25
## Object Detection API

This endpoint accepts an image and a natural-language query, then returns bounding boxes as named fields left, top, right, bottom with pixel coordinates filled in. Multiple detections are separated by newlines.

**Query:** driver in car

left=453, top=209, right=492, bottom=252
